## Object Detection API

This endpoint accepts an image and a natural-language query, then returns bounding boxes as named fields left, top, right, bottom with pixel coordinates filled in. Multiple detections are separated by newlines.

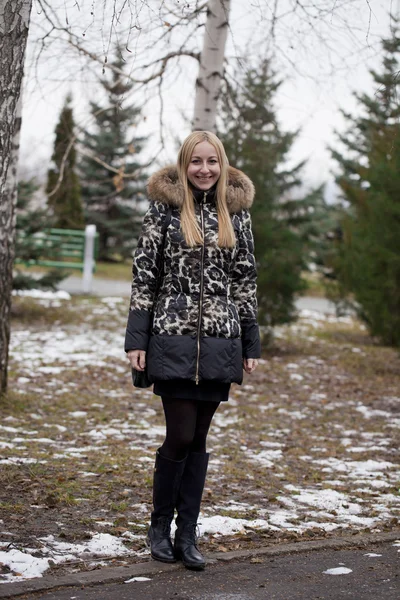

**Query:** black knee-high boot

left=147, top=449, right=187, bottom=563
left=174, top=452, right=209, bottom=570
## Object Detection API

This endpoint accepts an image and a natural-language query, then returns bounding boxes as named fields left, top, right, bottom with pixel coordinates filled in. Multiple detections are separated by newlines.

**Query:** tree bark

left=193, top=0, right=231, bottom=132
left=0, top=0, right=32, bottom=395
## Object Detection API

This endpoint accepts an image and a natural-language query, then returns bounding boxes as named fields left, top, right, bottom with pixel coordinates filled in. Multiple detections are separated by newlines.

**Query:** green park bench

left=16, top=225, right=99, bottom=293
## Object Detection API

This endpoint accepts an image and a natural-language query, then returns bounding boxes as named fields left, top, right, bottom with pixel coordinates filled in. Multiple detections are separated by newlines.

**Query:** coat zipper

left=195, top=192, right=206, bottom=384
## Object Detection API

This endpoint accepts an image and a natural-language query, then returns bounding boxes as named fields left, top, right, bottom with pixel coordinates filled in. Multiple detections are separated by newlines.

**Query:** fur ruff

left=147, top=165, right=255, bottom=214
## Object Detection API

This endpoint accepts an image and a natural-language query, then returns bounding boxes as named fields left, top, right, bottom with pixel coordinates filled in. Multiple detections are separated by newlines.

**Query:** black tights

left=160, top=397, right=220, bottom=461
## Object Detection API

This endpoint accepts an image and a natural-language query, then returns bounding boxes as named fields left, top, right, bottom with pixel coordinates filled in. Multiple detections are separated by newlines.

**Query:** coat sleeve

left=231, top=209, right=261, bottom=359
left=124, top=201, right=167, bottom=353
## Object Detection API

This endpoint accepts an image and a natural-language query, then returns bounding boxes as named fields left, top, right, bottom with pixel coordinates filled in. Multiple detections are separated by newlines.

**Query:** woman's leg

left=190, top=400, right=220, bottom=453
left=174, top=400, right=220, bottom=570
left=160, top=397, right=198, bottom=460
left=148, top=398, right=199, bottom=563
left=153, top=397, right=220, bottom=568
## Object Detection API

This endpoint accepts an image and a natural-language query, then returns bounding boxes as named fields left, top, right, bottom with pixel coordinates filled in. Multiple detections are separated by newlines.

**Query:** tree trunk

left=193, top=0, right=231, bottom=132
left=0, top=0, right=32, bottom=395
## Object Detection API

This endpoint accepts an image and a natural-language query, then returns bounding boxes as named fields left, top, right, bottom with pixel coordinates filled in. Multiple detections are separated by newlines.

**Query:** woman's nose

left=199, top=162, right=209, bottom=172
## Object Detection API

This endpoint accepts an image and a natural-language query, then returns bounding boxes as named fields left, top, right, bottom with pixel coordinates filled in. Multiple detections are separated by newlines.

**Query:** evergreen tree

left=14, top=179, right=67, bottom=290
left=218, top=59, right=326, bottom=330
left=47, top=96, right=84, bottom=230
left=79, top=49, right=147, bottom=262
left=331, top=28, right=400, bottom=346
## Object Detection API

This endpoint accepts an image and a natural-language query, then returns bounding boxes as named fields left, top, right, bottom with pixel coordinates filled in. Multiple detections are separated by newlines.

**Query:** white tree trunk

left=0, top=0, right=32, bottom=395
left=193, top=0, right=231, bottom=132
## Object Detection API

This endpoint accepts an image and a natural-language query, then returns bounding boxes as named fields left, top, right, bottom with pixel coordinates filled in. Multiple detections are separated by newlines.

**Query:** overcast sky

left=20, top=0, right=399, bottom=201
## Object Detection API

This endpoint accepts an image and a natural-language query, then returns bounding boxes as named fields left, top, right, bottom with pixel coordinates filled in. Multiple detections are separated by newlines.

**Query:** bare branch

left=46, top=132, right=77, bottom=198
left=67, top=37, right=199, bottom=85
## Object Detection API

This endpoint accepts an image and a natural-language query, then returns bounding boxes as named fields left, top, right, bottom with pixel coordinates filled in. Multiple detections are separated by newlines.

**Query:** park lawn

left=17, top=263, right=328, bottom=296
left=15, top=260, right=133, bottom=282
left=0, top=293, right=398, bottom=582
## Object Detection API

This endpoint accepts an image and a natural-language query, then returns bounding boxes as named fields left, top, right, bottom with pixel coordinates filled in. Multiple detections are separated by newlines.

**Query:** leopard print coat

left=125, top=165, right=261, bottom=385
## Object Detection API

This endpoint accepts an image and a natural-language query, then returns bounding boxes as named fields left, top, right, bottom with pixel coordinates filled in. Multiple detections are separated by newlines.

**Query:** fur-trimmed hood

left=147, top=165, right=255, bottom=214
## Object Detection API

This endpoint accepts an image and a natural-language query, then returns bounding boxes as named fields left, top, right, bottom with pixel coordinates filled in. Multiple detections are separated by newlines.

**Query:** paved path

left=13, top=541, right=399, bottom=600
left=59, top=275, right=132, bottom=298
left=58, top=276, right=338, bottom=314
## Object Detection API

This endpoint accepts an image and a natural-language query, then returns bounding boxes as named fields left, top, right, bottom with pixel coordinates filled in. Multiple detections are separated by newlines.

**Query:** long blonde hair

left=177, top=131, right=236, bottom=248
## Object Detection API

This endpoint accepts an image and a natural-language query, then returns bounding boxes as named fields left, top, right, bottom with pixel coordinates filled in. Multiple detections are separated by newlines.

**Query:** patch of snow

left=364, top=553, right=382, bottom=557
left=0, top=532, right=136, bottom=583
left=0, top=442, right=15, bottom=449
left=198, top=515, right=270, bottom=536
left=346, top=445, right=391, bottom=453
left=259, top=441, right=283, bottom=448
left=0, top=549, right=50, bottom=582
left=312, top=457, right=395, bottom=478
left=101, top=297, right=124, bottom=304
left=213, top=413, right=240, bottom=428
left=10, top=328, right=126, bottom=371
left=310, top=393, right=327, bottom=401
left=121, top=532, right=146, bottom=541
left=290, top=373, right=304, bottom=381
left=39, top=533, right=131, bottom=559
left=37, top=366, right=64, bottom=375
left=0, top=458, right=46, bottom=465
left=355, top=404, right=393, bottom=419
left=323, top=567, right=353, bottom=575
left=277, top=408, right=306, bottom=420
left=125, top=576, right=151, bottom=583
left=12, top=289, right=71, bottom=300
left=45, top=424, right=67, bottom=433
left=249, top=449, right=283, bottom=468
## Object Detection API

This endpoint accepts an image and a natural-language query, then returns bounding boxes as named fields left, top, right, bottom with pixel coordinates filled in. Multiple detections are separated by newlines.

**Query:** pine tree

left=79, top=49, right=147, bottom=262
left=218, top=59, right=325, bottom=330
left=46, top=96, right=84, bottom=230
left=331, top=28, right=400, bottom=346
left=14, top=179, right=67, bottom=290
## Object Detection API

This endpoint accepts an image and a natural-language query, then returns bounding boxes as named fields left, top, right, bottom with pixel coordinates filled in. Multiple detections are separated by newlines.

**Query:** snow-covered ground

left=1, top=291, right=399, bottom=583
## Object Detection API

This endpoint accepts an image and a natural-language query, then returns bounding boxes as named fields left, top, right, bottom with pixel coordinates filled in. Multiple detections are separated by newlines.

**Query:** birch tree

left=193, top=0, right=231, bottom=131
left=0, top=0, right=33, bottom=395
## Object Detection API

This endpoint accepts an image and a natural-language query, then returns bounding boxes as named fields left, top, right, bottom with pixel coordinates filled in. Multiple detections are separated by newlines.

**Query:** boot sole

left=174, top=549, right=205, bottom=570
left=150, top=552, right=177, bottom=564
left=146, top=537, right=177, bottom=564
left=182, top=560, right=205, bottom=570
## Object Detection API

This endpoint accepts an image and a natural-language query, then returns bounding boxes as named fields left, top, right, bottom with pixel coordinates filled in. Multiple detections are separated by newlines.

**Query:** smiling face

left=186, top=141, right=221, bottom=191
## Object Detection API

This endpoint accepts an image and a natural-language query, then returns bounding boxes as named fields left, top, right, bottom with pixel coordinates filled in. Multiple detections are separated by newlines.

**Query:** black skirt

left=153, top=379, right=230, bottom=403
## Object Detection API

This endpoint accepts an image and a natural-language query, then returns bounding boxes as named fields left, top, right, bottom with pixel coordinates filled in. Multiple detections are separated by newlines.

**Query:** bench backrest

left=16, top=227, right=99, bottom=271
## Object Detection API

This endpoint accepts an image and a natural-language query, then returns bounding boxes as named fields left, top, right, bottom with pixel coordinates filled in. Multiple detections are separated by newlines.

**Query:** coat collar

left=147, top=165, right=255, bottom=214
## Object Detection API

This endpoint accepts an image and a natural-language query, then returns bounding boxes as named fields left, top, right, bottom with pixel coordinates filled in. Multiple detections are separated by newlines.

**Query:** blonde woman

left=125, top=131, right=260, bottom=570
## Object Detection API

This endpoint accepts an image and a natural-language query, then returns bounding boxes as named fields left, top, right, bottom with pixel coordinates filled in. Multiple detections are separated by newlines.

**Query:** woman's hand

left=243, top=358, right=258, bottom=374
left=127, top=350, right=146, bottom=371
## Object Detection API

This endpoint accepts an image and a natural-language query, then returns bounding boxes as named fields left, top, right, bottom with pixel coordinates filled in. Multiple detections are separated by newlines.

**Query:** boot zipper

left=195, top=192, right=206, bottom=384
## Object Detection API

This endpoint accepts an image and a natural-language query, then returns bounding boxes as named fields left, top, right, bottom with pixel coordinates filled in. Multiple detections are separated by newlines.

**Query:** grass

left=10, top=296, right=91, bottom=326
left=95, top=261, right=132, bottom=281
left=15, top=261, right=132, bottom=283
left=18, top=264, right=332, bottom=290
left=300, top=271, right=329, bottom=298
